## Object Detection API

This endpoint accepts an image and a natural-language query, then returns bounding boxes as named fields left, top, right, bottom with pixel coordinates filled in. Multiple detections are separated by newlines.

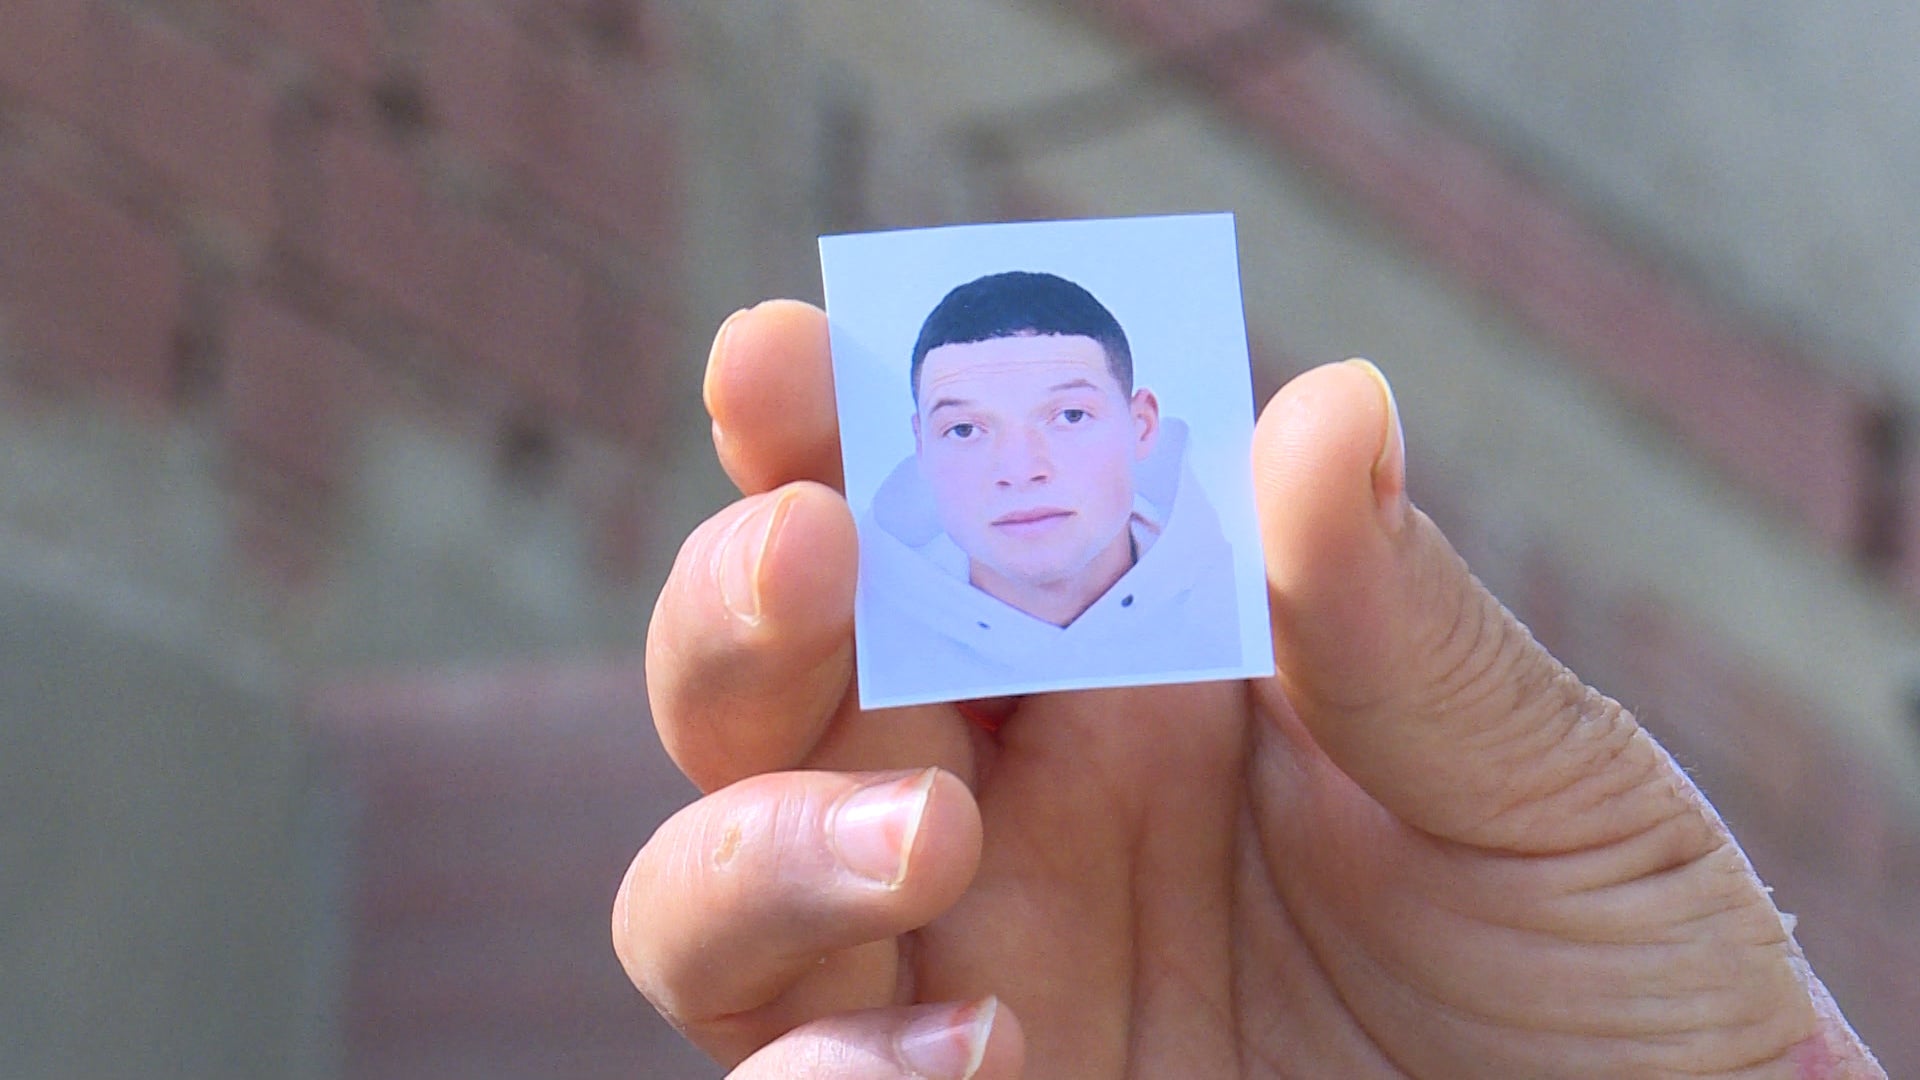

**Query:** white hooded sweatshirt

left=855, top=418, right=1243, bottom=707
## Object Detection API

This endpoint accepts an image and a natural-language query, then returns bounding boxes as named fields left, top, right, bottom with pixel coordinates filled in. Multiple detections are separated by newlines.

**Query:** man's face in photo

left=914, top=332, right=1159, bottom=616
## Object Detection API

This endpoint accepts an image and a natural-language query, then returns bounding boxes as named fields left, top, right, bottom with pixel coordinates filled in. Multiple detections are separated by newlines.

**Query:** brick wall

left=0, top=2, right=694, bottom=1076
left=0, top=0, right=682, bottom=588
left=1074, top=0, right=1910, bottom=588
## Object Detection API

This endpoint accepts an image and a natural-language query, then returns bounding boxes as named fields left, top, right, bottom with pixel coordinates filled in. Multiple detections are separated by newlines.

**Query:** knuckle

left=621, top=780, right=841, bottom=1022
left=1403, top=542, right=1688, bottom=849
left=1405, top=531, right=1580, bottom=756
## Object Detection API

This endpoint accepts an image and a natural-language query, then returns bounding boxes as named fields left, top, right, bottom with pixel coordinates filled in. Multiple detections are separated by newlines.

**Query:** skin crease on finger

left=628, top=301, right=1885, bottom=1078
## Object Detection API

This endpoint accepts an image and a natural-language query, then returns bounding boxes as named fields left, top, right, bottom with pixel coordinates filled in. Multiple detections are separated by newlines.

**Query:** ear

left=912, top=410, right=923, bottom=455
left=1130, top=388, right=1160, bottom=459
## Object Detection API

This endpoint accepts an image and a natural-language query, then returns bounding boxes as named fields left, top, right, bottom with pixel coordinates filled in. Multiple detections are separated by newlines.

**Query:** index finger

left=650, top=303, right=978, bottom=792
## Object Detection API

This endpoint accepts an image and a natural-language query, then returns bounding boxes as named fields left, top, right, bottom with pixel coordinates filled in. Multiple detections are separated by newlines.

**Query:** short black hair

left=910, top=271, right=1132, bottom=403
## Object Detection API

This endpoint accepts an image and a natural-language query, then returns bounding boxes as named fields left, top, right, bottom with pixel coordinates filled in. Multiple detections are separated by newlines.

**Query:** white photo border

left=821, top=213, right=1274, bottom=708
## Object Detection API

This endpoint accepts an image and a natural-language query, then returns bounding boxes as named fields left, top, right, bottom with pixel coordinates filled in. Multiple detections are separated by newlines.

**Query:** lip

left=992, top=508, right=1072, bottom=527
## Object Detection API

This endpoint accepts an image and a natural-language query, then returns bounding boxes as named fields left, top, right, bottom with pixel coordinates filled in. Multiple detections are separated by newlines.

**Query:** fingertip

left=647, top=481, right=858, bottom=790
left=726, top=998, right=1025, bottom=1080
left=827, top=765, right=983, bottom=905
left=704, top=299, right=842, bottom=494
left=896, top=996, right=1025, bottom=1080
left=705, top=300, right=827, bottom=423
left=1252, top=359, right=1404, bottom=599
left=746, top=481, right=859, bottom=641
left=1251, top=358, right=1424, bottom=729
left=658, top=480, right=854, bottom=650
left=703, top=306, right=754, bottom=418
left=918, top=766, right=986, bottom=895
left=611, top=769, right=988, bottom=1054
left=974, top=997, right=1027, bottom=1079
left=1344, top=358, right=1408, bottom=529
left=1252, top=362, right=1687, bottom=853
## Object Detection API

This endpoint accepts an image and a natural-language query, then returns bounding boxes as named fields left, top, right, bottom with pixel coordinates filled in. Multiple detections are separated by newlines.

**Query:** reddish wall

left=0, top=0, right=681, bottom=585
left=1077, top=0, right=1909, bottom=588
left=312, top=663, right=717, bottom=1079
left=0, top=2, right=691, bottom=1074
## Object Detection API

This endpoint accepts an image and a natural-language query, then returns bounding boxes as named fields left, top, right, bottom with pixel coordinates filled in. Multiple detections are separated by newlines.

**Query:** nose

left=992, top=425, right=1052, bottom=487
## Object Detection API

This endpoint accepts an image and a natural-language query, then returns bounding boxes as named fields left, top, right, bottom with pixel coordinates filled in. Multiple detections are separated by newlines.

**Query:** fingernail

left=896, top=996, right=997, bottom=1080
left=1346, top=358, right=1407, bottom=532
left=830, top=768, right=936, bottom=887
left=702, top=306, right=753, bottom=418
left=715, top=489, right=793, bottom=624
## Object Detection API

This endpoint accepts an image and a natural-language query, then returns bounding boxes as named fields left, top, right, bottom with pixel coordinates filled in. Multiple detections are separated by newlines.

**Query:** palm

left=897, top=677, right=1803, bottom=1077
left=906, top=684, right=1252, bottom=1075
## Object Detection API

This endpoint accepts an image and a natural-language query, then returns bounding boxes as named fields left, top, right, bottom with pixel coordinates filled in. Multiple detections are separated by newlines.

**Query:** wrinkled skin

left=613, top=300, right=1883, bottom=1079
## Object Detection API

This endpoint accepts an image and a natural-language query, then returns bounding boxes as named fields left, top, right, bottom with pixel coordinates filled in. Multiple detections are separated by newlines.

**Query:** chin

left=997, top=556, right=1087, bottom=588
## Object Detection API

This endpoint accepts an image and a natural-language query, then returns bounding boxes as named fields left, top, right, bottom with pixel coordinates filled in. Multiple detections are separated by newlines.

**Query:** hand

left=612, top=300, right=1883, bottom=1078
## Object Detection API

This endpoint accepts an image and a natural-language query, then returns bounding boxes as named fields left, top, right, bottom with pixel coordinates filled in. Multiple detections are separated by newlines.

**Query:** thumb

left=1252, top=360, right=1698, bottom=854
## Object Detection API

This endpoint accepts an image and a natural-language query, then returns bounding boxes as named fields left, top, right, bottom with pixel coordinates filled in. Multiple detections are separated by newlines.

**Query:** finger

left=646, top=481, right=860, bottom=791
left=1251, top=359, right=1711, bottom=855
left=613, top=768, right=983, bottom=1065
left=671, top=302, right=976, bottom=789
left=728, top=998, right=1023, bottom=1080
left=704, top=299, right=842, bottom=494
left=646, top=480, right=977, bottom=792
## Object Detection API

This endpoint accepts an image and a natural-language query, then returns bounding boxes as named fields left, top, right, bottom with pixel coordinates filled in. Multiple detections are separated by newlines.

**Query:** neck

left=972, top=528, right=1135, bottom=627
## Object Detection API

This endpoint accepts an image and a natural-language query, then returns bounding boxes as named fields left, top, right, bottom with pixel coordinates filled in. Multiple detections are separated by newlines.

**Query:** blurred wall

left=0, top=557, right=318, bottom=1076
left=0, top=1, right=711, bottom=1076
left=3, top=0, right=1917, bottom=1076
left=1342, top=1, right=1920, bottom=402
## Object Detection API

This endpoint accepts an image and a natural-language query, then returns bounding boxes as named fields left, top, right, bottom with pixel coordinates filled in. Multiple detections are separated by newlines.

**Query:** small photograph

left=821, top=214, right=1275, bottom=709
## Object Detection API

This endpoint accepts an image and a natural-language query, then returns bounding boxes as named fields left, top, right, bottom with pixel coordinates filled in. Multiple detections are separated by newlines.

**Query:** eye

left=1060, top=408, right=1089, bottom=424
left=945, top=422, right=978, bottom=440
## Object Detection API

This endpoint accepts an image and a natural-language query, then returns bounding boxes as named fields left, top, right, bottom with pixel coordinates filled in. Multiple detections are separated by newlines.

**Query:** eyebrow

left=925, top=379, right=1106, bottom=416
